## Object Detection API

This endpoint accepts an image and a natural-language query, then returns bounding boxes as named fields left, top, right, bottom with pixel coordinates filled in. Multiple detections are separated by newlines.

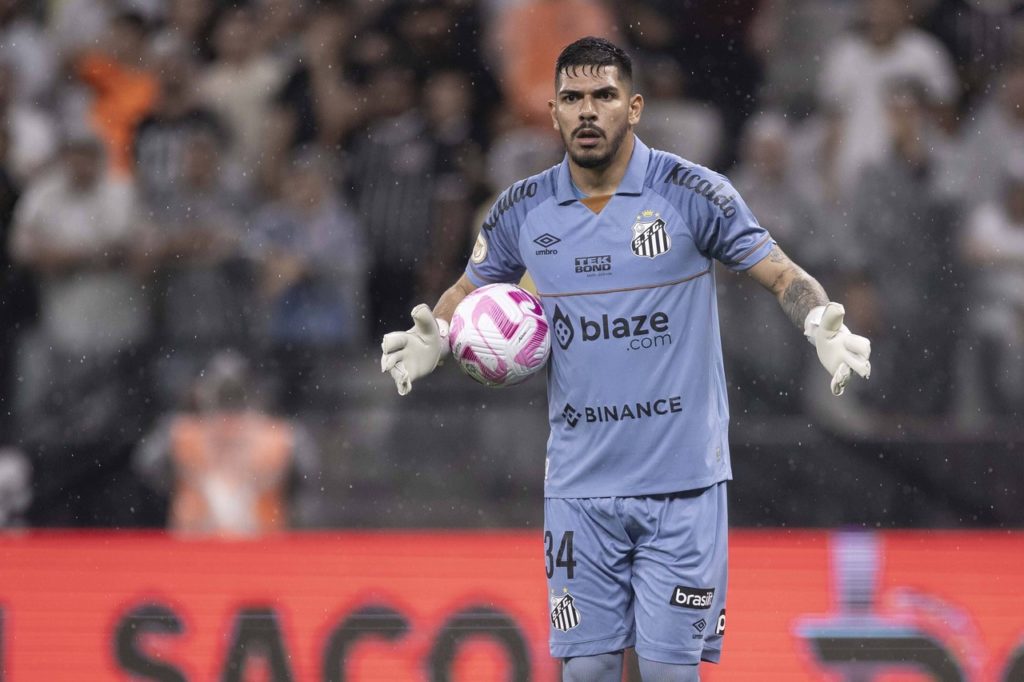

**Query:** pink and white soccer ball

left=449, top=283, right=551, bottom=387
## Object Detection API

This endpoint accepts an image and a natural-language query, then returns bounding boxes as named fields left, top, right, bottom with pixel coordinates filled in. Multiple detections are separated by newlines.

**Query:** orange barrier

left=0, top=531, right=1021, bottom=681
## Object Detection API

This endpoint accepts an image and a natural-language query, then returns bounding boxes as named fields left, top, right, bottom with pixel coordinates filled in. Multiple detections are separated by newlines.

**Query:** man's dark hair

left=555, top=37, right=632, bottom=87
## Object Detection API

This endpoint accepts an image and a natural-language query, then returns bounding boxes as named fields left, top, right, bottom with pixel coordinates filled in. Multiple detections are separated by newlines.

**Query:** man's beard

left=564, top=122, right=630, bottom=169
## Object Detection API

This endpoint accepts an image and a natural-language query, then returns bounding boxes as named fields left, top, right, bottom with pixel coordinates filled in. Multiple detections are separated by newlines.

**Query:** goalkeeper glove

left=381, top=304, right=450, bottom=396
left=804, top=302, right=871, bottom=396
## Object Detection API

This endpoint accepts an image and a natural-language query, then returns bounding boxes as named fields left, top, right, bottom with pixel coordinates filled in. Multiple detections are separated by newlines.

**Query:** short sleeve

left=465, top=191, right=527, bottom=286
left=687, top=174, right=774, bottom=271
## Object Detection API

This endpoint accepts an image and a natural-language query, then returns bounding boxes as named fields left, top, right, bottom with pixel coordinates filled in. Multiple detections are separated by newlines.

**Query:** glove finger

left=381, top=332, right=408, bottom=355
left=820, top=302, right=846, bottom=334
left=844, top=353, right=871, bottom=379
left=381, top=350, right=402, bottom=373
left=410, top=303, right=438, bottom=337
left=843, top=333, right=871, bottom=359
left=389, top=363, right=411, bottom=395
left=830, top=363, right=851, bottom=396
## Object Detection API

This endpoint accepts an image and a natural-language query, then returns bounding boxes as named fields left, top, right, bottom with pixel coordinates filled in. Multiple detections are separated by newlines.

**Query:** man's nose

left=579, top=97, right=597, bottom=119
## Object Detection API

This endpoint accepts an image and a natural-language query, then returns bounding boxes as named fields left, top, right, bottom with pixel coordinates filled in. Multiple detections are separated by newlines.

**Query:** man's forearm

left=779, top=271, right=828, bottom=330
left=432, top=274, right=477, bottom=323
left=750, top=246, right=829, bottom=330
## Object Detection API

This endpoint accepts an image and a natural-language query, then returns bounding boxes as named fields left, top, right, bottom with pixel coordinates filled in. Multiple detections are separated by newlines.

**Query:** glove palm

left=380, top=304, right=449, bottom=395
left=806, top=303, right=872, bottom=396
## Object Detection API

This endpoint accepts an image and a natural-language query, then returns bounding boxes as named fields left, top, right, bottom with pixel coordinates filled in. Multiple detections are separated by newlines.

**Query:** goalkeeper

left=380, top=37, right=870, bottom=682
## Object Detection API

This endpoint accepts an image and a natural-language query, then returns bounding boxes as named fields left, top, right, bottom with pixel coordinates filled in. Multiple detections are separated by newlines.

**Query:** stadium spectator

left=0, top=126, right=29, bottom=442
left=718, top=113, right=831, bottom=414
left=267, top=2, right=362, bottom=180
left=663, top=0, right=766, bottom=165
left=485, top=110, right=564, bottom=194
left=0, top=60, right=57, bottom=185
left=150, top=0, right=218, bottom=61
left=0, top=0, right=58, bottom=107
left=72, top=11, right=159, bottom=176
left=490, top=0, right=618, bottom=127
left=633, top=55, right=723, bottom=168
left=961, top=158, right=1024, bottom=415
left=0, top=447, right=31, bottom=529
left=49, top=0, right=161, bottom=59
left=417, top=68, right=490, bottom=302
left=146, top=125, right=252, bottom=409
left=133, top=45, right=227, bottom=211
left=348, top=63, right=439, bottom=336
left=748, top=0, right=857, bottom=117
left=847, top=78, right=962, bottom=417
left=818, top=0, right=958, bottom=202
left=196, top=5, right=287, bottom=188
left=134, top=351, right=319, bottom=536
left=9, top=133, right=153, bottom=525
left=922, top=0, right=1024, bottom=108
left=249, top=150, right=368, bottom=412
left=961, top=60, right=1024, bottom=209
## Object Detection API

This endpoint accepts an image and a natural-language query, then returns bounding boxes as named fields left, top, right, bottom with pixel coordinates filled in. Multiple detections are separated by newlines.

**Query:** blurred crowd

left=0, top=0, right=1022, bottom=531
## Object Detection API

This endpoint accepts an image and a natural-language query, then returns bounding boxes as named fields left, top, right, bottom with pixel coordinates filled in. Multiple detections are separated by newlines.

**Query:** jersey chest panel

left=519, top=194, right=707, bottom=295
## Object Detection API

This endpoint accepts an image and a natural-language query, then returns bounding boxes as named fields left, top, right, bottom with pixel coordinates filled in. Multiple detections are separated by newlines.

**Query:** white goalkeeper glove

left=804, top=302, right=871, bottom=396
left=380, top=304, right=450, bottom=396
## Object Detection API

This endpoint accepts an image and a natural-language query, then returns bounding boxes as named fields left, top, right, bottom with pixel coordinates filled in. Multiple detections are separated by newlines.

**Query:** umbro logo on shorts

left=692, top=618, right=707, bottom=640
left=669, top=585, right=715, bottom=610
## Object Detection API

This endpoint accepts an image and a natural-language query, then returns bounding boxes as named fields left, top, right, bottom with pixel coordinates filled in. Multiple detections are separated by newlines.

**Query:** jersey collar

left=555, top=134, right=651, bottom=205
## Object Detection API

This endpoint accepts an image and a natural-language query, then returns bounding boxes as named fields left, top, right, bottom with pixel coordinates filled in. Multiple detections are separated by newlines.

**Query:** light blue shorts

left=544, top=482, right=728, bottom=665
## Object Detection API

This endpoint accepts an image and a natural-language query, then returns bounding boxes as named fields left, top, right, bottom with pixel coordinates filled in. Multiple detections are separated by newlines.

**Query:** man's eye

left=564, top=94, right=578, bottom=102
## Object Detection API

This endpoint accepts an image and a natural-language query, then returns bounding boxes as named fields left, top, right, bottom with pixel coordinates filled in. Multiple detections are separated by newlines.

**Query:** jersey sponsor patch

left=471, top=233, right=488, bottom=264
left=630, top=210, right=671, bottom=259
left=550, top=592, right=581, bottom=632
left=669, top=585, right=715, bottom=610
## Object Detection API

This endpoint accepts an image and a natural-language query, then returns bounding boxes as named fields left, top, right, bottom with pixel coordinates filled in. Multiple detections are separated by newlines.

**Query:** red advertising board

left=0, top=530, right=1021, bottom=681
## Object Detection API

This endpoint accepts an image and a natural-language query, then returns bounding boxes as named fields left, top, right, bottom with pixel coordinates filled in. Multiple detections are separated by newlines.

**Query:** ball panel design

left=449, top=283, right=551, bottom=387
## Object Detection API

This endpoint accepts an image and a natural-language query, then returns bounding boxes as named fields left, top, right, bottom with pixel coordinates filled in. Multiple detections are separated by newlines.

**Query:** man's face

left=549, top=65, right=642, bottom=170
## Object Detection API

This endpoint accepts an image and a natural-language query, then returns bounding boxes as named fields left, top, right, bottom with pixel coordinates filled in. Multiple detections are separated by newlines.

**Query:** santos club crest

left=551, top=591, right=581, bottom=632
left=630, top=210, right=671, bottom=259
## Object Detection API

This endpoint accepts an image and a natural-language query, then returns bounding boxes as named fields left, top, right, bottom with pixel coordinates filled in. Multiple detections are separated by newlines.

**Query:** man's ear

left=628, top=93, right=644, bottom=126
left=549, top=98, right=559, bottom=131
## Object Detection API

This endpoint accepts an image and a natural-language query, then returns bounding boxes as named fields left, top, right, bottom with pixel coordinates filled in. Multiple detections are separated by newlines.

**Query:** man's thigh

left=544, top=497, right=635, bottom=659
left=627, top=482, right=729, bottom=665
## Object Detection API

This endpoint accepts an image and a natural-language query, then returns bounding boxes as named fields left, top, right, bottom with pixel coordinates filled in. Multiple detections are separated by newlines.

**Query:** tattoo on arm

left=781, top=276, right=828, bottom=329
left=750, top=245, right=830, bottom=329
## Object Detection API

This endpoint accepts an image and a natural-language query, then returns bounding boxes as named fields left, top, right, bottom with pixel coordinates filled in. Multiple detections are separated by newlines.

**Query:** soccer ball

left=449, top=283, right=551, bottom=387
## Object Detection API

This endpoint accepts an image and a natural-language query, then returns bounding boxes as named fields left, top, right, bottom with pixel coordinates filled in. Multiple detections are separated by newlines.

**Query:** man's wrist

left=436, top=318, right=451, bottom=359
left=803, top=305, right=825, bottom=344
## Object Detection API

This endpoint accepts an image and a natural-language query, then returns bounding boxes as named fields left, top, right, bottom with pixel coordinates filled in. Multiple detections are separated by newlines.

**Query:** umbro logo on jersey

left=534, top=233, right=560, bottom=255
left=630, top=211, right=671, bottom=259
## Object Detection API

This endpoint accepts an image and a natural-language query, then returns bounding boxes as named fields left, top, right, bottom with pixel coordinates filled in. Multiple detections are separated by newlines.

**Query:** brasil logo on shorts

left=551, top=592, right=581, bottom=632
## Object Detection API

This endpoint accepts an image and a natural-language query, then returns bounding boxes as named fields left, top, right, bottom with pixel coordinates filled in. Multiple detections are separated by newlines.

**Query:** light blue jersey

left=466, top=137, right=774, bottom=497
